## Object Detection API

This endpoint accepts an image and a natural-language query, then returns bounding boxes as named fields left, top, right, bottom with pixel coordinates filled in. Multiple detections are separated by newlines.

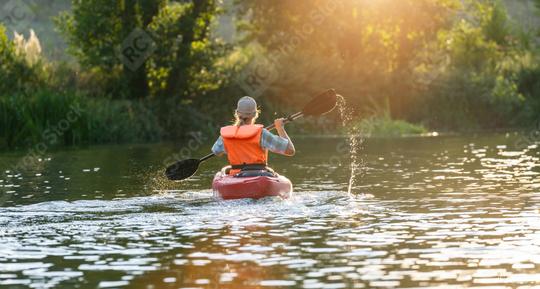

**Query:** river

left=1, top=133, right=539, bottom=288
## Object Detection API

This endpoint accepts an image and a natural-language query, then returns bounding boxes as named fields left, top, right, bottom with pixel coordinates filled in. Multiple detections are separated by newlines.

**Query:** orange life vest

left=220, top=124, right=268, bottom=175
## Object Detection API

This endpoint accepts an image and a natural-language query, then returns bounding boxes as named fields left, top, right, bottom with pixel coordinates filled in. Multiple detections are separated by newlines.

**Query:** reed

left=0, top=90, right=163, bottom=150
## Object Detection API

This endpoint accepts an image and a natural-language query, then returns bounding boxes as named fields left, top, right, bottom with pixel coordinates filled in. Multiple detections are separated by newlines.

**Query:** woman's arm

left=274, top=118, right=296, bottom=156
left=212, top=136, right=226, bottom=156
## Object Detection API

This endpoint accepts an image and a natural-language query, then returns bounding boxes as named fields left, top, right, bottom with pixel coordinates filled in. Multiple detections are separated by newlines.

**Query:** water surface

left=1, top=133, right=540, bottom=288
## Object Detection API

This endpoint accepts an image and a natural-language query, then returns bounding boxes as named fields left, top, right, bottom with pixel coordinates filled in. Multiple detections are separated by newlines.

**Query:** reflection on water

left=0, top=133, right=540, bottom=288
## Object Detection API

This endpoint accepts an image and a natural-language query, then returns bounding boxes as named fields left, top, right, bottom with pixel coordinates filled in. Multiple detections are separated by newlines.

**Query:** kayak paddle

left=165, top=89, right=338, bottom=181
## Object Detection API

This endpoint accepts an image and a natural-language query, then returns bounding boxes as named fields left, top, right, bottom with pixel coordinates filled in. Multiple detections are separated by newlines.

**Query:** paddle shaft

left=198, top=111, right=304, bottom=163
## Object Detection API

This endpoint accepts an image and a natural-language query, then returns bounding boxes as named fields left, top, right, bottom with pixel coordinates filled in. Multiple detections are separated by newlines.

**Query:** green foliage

left=236, top=0, right=540, bottom=130
left=49, top=0, right=240, bottom=143
left=146, top=1, right=228, bottom=98
left=0, top=90, right=162, bottom=149
left=0, top=25, right=45, bottom=94
left=348, top=98, right=427, bottom=137
left=2, top=0, right=540, bottom=150
left=56, top=0, right=166, bottom=98
left=56, top=0, right=229, bottom=100
left=357, top=116, right=427, bottom=137
left=0, top=25, right=17, bottom=92
left=235, top=0, right=458, bottom=118
left=0, top=23, right=163, bottom=148
left=476, top=0, right=510, bottom=45
left=56, top=0, right=164, bottom=69
left=515, top=54, right=540, bottom=123
left=443, top=20, right=500, bottom=71
left=414, top=0, right=534, bottom=130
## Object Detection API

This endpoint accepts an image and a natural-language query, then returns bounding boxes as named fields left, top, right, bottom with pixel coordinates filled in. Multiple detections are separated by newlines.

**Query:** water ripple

left=0, top=135, right=539, bottom=288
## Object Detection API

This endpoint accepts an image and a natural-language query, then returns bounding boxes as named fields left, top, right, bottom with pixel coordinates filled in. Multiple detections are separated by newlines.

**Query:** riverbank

left=2, top=0, right=540, bottom=150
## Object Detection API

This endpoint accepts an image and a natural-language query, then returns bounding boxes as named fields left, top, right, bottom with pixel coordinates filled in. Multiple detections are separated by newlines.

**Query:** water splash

left=145, top=169, right=178, bottom=193
left=336, top=95, right=364, bottom=195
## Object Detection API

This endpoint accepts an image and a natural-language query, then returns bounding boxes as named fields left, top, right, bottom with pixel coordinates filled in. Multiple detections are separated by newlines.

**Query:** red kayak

left=212, top=168, right=292, bottom=200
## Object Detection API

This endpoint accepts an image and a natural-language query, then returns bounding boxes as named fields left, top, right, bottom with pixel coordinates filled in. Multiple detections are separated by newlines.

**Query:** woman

left=212, top=96, right=295, bottom=175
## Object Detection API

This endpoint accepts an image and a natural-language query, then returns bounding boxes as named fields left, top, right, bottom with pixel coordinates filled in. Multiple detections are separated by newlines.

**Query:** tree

left=56, top=0, right=225, bottom=100
left=416, top=0, right=531, bottom=129
left=236, top=0, right=539, bottom=129
left=235, top=0, right=457, bottom=119
left=57, top=0, right=165, bottom=98
left=146, top=0, right=226, bottom=99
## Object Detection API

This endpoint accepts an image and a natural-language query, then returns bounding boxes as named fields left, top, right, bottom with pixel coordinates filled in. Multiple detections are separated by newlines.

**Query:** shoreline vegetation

left=1, top=0, right=540, bottom=150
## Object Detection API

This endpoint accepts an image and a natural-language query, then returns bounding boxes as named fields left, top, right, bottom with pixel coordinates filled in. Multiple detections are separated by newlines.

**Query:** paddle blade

left=302, top=89, right=338, bottom=117
left=165, top=159, right=201, bottom=180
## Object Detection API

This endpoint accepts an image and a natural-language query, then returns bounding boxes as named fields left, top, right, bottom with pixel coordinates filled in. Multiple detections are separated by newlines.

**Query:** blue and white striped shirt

left=212, top=128, right=289, bottom=155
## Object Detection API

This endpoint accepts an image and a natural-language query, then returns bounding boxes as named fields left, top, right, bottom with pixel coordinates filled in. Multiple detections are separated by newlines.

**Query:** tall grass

left=352, top=97, right=427, bottom=137
left=0, top=25, right=166, bottom=150
left=357, top=115, right=428, bottom=137
left=0, top=91, right=163, bottom=150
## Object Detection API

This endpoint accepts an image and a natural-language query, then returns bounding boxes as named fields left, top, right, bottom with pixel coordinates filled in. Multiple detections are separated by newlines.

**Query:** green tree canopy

left=235, top=0, right=539, bottom=129
left=235, top=0, right=458, bottom=118
left=56, top=0, right=227, bottom=100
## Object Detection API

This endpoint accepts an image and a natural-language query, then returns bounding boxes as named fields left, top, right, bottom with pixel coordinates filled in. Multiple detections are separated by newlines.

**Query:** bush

left=0, top=25, right=47, bottom=94
left=516, top=65, right=540, bottom=124
left=0, top=91, right=163, bottom=149
left=412, top=1, right=535, bottom=130
left=355, top=115, right=427, bottom=137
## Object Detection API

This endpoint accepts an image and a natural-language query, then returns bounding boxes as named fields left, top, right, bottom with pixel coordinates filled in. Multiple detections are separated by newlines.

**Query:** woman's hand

left=274, top=118, right=286, bottom=130
left=273, top=118, right=295, bottom=156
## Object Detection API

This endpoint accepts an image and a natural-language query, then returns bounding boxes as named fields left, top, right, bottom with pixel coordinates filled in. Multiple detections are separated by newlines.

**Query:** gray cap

left=236, top=96, right=257, bottom=117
